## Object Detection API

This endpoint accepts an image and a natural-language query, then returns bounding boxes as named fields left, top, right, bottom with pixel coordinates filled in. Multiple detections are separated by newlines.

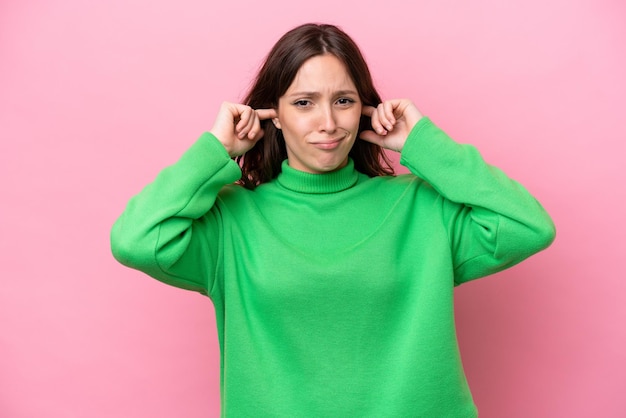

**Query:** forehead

left=285, top=54, right=357, bottom=94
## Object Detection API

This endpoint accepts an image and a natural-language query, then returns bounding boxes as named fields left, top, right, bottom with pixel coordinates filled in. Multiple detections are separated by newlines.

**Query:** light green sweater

left=111, top=117, right=555, bottom=417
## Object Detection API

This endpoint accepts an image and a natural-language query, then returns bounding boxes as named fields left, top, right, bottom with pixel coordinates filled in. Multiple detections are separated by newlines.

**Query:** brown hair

left=237, top=23, right=394, bottom=189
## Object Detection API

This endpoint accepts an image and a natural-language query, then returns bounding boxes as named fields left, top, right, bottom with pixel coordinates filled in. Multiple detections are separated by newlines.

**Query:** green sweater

left=111, top=117, right=555, bottom=417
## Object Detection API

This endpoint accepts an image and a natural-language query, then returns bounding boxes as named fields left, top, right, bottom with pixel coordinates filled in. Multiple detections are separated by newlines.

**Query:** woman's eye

left=293, top=100, right=311, bottom=107
left=336, top=97, right=355, bottom=105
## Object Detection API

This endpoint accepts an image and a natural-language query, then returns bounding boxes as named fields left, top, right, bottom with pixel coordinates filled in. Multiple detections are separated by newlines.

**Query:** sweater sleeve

left=110, top=133, right=242, bottom=294
left=399, top=118, right=556, bottom=284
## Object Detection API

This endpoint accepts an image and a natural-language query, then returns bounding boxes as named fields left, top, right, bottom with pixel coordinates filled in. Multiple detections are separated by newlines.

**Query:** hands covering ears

left=210, top=99, right=423, bottom=158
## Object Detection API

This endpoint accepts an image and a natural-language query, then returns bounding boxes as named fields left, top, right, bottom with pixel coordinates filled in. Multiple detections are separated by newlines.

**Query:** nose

left=318, top=105, right=337, bottom=133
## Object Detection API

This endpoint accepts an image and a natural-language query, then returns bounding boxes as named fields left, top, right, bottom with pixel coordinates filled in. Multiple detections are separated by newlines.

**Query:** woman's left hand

left=360, top=99, right=424, bottom=152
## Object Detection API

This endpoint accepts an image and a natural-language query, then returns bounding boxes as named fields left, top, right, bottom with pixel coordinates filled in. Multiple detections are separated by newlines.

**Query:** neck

left=275, top=159, right=359, bottom=194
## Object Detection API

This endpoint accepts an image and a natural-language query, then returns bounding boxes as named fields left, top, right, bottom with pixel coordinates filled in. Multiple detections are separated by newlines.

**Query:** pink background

left=1, top=0, right=624, bottom=416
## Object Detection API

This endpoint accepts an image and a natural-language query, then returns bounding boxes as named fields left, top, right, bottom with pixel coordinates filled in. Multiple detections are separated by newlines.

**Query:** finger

left=232, top=106, right=244, bottom=132
left=375, top=101, right=395, bottom=132
left=375, top=105, right=390, bottom=133
left=370, top=104, right=388, bottom=136
left=256, top=108, right=278, bottom=121
left=236, top=107, right=254, bottom=138
left=247, top=112, right=262, bottom=140
left=361, top=105, right=376, bottom=118
left=250, top=128, right=265, bottom=142
left=382, top=101, right=396, bottom=129
left=242, top=109, right=259, bottom=139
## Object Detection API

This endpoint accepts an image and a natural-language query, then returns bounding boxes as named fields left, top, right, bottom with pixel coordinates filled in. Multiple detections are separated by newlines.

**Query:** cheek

left=280, top=113, right=314, bottom=137
left=342, top=109, right=362, bottom=132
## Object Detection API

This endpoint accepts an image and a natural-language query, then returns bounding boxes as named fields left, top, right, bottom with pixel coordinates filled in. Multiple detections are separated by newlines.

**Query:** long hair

left=238, top=23, right=394, bottom=189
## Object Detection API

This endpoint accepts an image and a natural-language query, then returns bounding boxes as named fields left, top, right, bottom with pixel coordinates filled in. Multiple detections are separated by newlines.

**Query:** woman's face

left=274, top=54, right=362, bottom=174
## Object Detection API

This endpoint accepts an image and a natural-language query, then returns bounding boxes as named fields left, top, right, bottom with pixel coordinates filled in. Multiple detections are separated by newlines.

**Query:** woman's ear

left=272, top=118, right=282, bottom=129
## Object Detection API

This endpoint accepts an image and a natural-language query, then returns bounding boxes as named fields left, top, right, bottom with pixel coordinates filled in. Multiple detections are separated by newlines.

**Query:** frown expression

left=274, top=54, right=362, bottom=174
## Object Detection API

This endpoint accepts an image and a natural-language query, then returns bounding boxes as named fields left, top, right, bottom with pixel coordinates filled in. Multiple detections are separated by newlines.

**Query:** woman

left=111, top=23, right=555, bottom=417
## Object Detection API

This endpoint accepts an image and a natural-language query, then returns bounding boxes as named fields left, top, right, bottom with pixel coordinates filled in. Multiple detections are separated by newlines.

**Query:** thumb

left=359, top=130, right=385, bottom=147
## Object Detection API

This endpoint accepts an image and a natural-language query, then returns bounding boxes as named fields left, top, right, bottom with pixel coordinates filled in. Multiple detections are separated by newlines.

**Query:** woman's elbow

left=534, top=216, right=557, bottom=252
left=110, top=222, right=153, bottom=271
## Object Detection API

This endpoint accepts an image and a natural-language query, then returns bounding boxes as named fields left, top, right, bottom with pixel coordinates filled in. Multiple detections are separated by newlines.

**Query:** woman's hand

left=210, top=102, right=277, bottom=157
left=360, top=99, right=424, bottom=152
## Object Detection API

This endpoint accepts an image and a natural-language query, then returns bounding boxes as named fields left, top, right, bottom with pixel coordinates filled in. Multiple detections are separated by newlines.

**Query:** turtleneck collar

left=275, top=159, right=360, bottom=194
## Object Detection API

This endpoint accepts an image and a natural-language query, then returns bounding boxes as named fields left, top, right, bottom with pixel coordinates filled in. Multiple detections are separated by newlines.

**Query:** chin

left=313, top=157, right=349, bottom=173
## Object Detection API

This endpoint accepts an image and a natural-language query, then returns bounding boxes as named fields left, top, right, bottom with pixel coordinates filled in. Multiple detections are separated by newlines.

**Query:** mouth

left=310, top=136, right=345, bottom=150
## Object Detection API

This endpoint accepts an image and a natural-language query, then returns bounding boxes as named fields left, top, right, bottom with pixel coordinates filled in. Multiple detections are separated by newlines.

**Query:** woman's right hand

left=210, top=102, right=277, bottom=157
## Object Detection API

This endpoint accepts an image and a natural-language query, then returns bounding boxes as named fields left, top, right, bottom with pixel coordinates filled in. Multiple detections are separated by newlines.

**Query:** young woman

left=111, top=23, right=555, bottom=417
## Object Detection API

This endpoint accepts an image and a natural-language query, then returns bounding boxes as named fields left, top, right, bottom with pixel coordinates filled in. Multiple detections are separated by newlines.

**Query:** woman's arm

left=110, top=103, right=277, bottom=294
left=110, top=134, right=241, bottom=294
left=362, top=100, right=556, bottom=283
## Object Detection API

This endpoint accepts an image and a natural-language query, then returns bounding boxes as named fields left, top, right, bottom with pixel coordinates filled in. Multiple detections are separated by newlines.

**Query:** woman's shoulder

left=363, top=172, right=426, bottom=188
left=217, top=183, right=255, bottom=202
left=360, top=172, right=440, bottom=201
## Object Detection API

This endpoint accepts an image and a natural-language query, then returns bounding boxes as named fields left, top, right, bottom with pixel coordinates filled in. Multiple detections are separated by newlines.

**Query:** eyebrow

left=286, top=89, right=359, bottom=98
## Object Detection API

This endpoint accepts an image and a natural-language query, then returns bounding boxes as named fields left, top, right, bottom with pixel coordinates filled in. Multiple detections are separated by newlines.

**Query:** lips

left=310, top=137, right=344, bottom=150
